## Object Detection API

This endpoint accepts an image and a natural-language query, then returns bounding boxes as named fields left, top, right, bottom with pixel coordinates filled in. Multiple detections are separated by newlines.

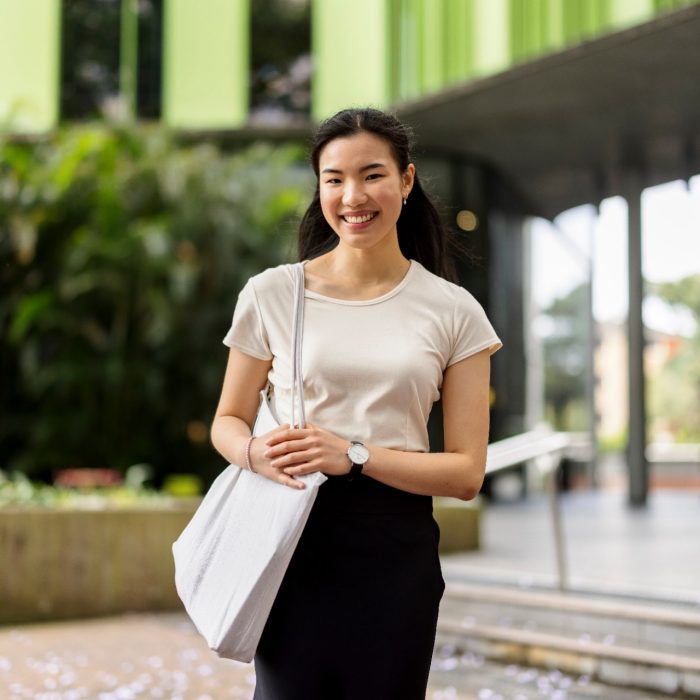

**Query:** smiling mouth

left=342, top=212, right=378, bottom=224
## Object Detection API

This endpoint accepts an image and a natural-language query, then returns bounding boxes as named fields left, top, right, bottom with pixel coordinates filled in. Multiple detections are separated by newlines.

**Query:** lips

left=341, top=212, right=378, bottom=224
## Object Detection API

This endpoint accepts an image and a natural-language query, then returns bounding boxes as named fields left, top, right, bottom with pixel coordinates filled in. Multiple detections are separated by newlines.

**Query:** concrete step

left=429, top=653, right=683, bottom=699
left=436, top=582, right=700, bottom=697
left=441, top=582, right=700, bottom=656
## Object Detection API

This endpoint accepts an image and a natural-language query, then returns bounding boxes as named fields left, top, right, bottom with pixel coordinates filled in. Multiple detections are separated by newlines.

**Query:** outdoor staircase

left=430, top=581, right=700, bottom=699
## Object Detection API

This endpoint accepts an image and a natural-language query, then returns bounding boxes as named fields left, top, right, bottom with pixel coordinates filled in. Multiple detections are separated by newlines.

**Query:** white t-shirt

left=223, top=259, right=502, bottom=453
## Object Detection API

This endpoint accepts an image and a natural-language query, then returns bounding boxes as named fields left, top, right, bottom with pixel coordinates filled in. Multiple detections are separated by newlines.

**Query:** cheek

left=319, top=193, right=340, bottom=230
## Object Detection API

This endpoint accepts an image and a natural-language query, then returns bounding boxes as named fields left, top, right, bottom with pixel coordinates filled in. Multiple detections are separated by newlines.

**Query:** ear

left=402, top=163, right=416, bottom=198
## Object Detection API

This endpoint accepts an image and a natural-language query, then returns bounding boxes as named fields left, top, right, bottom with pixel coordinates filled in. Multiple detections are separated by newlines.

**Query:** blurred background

left=1, top=1, right=700, bottom=699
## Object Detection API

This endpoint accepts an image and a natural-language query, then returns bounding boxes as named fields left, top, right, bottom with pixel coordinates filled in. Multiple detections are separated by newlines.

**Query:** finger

left=270, top=450, right=312, bottom=469
left=278, top=473, right=305, bottom=490
left=264, top=439, right=312, bottom=459
left=283, top=465, right=313, bottom=476
left=265, top=428, right=311, bottom=447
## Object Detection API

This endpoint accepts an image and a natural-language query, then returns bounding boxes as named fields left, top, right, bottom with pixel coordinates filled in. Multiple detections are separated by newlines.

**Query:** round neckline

left=301, top=259, right=416, bottom=306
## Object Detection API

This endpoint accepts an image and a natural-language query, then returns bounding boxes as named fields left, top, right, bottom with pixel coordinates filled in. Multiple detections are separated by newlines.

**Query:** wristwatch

left=346, top=441, right=370, bottom=481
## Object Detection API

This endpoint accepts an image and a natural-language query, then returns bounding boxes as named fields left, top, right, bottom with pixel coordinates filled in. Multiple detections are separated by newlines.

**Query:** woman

left=210, top=108, right=502, bottom=699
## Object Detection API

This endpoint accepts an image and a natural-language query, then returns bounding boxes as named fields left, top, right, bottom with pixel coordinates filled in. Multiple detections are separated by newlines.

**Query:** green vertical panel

left=534, top=0, right=549, bottom=55
left=0, top=0, right=60, bottom=132
left=421, top=0, right=445, bottom=93
left=444, top=0, right=473, bottom=83
left=580, top=0, right=595, bottom=35
left=387, top=0, right=400, bottom=103
left=120, top=0, right=139, bottom=121
left=472, top=0, right=510, bottom=76
left=524, top=0, right=547, bottom=58
left=163, top=0, right=249, bottom=129
left=656, top=0, right=697, bottom=9
left=607, top=0, right=655, bottom=29
left=510, top=0, right=526, bottom=62
left=581, top=0, right=608, bottom=36
left=397, top=0, right=421, bottom=101
left=312, top=0, right=390, bottom=120
left=544, top=0, right=565, bottom=51
left=562, top=0, right=582, bottom=43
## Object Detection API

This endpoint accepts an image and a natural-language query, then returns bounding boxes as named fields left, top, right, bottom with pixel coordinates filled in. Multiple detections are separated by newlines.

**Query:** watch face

left=348, top=443, right=369, bottom=464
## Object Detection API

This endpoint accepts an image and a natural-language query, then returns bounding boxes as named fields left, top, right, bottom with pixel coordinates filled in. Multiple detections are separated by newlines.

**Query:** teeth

left=344, top=213, right=375, bottom=224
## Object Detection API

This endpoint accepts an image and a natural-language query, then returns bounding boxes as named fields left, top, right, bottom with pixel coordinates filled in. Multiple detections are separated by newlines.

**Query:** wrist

left=244, top=436, right=256, bottom=472
left=231, top=433, right=252, bottom=470
left=346, top=441, right=370, bottom=481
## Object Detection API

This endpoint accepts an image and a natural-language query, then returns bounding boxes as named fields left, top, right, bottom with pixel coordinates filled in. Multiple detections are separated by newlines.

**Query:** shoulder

left=410, top=260, right=484, bottom=312
left=245, top=263, right=296, bottom=300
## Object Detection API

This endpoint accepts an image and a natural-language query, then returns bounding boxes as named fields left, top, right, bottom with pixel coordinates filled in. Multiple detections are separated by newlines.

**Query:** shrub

left=0, top=123, right=313, bottom=484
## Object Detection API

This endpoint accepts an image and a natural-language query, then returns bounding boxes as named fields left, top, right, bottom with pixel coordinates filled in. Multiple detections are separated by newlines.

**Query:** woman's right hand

left=247, top=425, right=306, bottom=490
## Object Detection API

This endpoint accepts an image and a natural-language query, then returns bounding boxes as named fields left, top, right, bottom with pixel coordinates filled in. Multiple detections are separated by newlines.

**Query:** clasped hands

left=248, top=423, right=353, bottom=489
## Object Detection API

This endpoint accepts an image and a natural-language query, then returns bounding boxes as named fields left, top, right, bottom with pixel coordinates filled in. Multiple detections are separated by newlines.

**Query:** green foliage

left=655, top=275, right=700, bottom=319
left=0, top=123, right=313, bottom=483
left=542, top=284, right=590, bottom=431
left=648, top=274, right=700, bottom=442
left=599, top=429, right=627, bottom=454
left=0, top=470, right=171, bottom=509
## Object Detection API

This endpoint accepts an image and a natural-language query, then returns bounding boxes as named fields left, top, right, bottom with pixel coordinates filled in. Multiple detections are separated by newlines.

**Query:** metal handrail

left=485, top=429, right=572, bottom=591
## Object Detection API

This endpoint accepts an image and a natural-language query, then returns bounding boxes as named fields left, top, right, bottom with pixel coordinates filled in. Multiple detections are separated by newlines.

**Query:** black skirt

left=253, top=473, right=445, bottom=700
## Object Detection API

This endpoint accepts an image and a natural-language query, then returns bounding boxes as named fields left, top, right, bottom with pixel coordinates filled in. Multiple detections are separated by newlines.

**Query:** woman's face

left=318, top=131, right=415, bottom=252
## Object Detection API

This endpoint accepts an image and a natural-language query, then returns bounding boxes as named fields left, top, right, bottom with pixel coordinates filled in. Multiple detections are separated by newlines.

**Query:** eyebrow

left=321, top=162, right=387, bottom=175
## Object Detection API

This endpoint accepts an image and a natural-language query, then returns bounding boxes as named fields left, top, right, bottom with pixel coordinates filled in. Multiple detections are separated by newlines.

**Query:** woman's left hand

left=263, top=423, right=353, bottom=477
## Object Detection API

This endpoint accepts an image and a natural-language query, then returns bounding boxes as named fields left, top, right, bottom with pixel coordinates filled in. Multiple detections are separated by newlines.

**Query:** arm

left=210, top=347, right=304, bottom=489
left=268, top=348, right=493, bottom=501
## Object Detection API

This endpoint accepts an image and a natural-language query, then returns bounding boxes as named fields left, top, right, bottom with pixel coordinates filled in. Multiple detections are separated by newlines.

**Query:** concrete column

left=626, top=176, right=648, bottom=506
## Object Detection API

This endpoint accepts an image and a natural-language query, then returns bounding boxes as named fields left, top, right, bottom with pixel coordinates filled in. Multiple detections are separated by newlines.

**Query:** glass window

left=137, top=0, right=163, bottom=119
left=60, top=0, right=122, bottom=120
left=250, top=0, right=311, bottom=126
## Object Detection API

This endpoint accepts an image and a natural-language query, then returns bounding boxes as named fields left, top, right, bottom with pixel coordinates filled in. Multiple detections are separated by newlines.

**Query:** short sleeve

left=447, top=290, right=502, bottom=367
left=222, top=280, right=273, bottom=360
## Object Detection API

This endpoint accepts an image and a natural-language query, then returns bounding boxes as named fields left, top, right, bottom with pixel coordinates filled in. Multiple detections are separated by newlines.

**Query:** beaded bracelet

left=245, top=436, right=256, bottom=473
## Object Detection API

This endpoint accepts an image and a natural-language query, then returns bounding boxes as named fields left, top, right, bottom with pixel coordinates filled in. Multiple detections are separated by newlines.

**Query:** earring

left=403, top=197, right=407, bottom=206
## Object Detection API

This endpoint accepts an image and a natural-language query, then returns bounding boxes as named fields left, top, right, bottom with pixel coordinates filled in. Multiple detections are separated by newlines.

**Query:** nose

left=342, top=179, right=368, bottom=207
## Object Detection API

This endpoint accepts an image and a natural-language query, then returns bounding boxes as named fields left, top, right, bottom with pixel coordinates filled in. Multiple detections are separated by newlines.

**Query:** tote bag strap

left=290, top=262, right=306, bottom=429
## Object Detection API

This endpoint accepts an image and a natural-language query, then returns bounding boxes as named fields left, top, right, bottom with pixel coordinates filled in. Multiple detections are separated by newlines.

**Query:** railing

left=485, top=429, right=572, bottom=591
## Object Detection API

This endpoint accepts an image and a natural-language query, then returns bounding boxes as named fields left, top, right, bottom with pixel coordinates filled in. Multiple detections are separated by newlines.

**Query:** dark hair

left=297, top=107, right=459, bottom=283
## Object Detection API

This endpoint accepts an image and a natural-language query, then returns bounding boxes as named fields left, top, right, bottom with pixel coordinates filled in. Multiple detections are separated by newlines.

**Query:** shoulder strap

left=290, top=263, right=306, bottom=428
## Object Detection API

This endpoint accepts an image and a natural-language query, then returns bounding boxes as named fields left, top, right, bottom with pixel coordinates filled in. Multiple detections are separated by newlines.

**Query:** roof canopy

left=397, top=4, right=700, bottom=219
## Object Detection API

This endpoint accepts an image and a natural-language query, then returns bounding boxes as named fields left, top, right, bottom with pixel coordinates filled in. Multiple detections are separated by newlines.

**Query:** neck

left=322, top=238, right=409, bottom=284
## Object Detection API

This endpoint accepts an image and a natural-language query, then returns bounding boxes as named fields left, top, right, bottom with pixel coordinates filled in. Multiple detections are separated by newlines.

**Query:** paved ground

left=0, top=613, right=637, bottom=700
left=3, top=476, right=698, bottom=699
left=444, top=485, right=700, bottom=604
left=1, top=613, right=255, bottom=700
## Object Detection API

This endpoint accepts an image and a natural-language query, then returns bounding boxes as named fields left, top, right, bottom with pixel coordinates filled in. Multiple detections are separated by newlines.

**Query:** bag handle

left=290, top=263, right=306, bottom=429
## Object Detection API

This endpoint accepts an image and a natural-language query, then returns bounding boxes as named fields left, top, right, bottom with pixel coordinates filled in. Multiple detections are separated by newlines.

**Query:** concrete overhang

left=396, top=4, right=700, bottom=220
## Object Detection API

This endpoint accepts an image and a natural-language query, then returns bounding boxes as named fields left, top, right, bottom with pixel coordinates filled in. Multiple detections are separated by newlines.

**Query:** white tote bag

left=172, top=263, right=327, bottom=663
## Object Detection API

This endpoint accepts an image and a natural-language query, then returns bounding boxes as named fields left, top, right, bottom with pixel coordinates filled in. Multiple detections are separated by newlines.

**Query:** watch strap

left=347, top=461, right=364, bottom=481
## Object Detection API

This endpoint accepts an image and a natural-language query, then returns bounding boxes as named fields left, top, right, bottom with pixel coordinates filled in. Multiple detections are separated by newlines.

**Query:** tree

left=648, top=275, right=700, bottom=441
left=541, top=284, right=589, bottom=430
left=0, top=123, right=313, bottom=484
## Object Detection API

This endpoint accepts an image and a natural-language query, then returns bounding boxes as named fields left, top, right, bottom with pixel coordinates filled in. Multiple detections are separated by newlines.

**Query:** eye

left=366, top=173, right=383, bottom=180
left=324, top=178, right=341, bottom=184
